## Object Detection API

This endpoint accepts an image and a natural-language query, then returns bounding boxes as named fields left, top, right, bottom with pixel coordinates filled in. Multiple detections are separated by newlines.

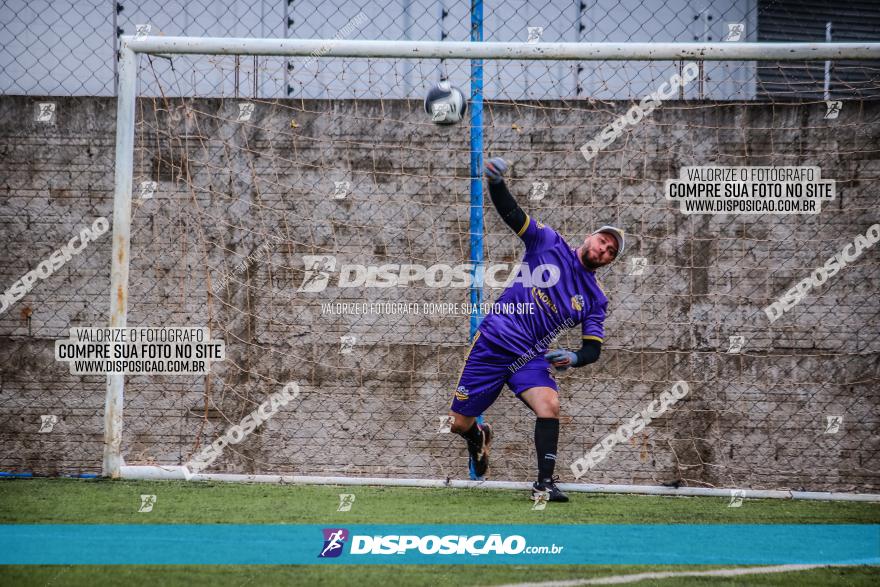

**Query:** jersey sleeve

left=516, top=214, right=557, bottom=253
left=581, top=299, right=607, bottom=343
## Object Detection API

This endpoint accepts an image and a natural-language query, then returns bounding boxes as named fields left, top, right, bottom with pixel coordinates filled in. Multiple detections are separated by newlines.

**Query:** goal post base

left=120, top=466, right=880, bottom=503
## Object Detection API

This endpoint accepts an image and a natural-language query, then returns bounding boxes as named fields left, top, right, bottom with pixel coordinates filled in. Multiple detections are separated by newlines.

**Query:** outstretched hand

left=545, top=349, right=577, bottom=371
left=484, top=157, right=509, bottom=184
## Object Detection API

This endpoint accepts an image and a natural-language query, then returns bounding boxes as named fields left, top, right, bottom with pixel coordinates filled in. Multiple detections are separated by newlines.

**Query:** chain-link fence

left=2, top=62, right=879, bottom=490
left=2, top=0, right=880, bottom=99
left=0, top=1, right=879, bottom=493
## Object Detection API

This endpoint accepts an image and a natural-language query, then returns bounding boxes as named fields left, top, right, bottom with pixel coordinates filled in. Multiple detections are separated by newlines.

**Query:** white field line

left=120, top=466, right=880, bottom=502
left=492, top=564, right=831, bottom=586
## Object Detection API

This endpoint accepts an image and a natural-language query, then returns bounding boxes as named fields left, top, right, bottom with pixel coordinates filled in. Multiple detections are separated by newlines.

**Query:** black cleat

left=532, top=476, right=569, bottom=502
left=469, top=423, right=493, bottom=478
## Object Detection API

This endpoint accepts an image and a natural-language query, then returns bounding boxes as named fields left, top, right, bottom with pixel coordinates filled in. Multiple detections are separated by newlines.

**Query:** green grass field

left=1, top=478, right=878, bottom=586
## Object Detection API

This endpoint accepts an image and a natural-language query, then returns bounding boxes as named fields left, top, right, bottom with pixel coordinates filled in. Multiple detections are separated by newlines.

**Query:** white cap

left=592, top=225, right=625, bottom=259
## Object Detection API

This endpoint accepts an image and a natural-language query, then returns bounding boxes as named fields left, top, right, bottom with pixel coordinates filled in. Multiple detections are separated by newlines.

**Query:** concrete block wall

left=0, top=96, right=877, bottom=492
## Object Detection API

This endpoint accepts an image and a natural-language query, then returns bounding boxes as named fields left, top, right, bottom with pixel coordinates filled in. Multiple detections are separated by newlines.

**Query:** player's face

left=581, top=232, right=618, bottom=268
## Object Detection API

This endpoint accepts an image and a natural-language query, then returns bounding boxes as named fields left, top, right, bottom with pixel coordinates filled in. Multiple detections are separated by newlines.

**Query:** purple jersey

left=478, top=215, right=608, bottom=357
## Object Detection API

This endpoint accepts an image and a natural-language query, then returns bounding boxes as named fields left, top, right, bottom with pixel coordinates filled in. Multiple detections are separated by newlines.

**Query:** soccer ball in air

left=424, top=81, right=468, bottom=125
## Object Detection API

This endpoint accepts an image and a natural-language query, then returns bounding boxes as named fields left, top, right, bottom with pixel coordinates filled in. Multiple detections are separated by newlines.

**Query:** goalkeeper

left=449, top=157, right=624, bottom=502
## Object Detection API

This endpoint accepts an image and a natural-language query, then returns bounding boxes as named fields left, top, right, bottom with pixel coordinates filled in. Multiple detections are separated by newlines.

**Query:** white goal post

left=107, top=36, right=880, bottom=502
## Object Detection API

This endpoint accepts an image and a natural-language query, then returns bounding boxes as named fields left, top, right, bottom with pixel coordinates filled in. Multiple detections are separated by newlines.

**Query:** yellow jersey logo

left=571, top=294, right=584, bottom=311
left=531, top=287, right=558, bottom=313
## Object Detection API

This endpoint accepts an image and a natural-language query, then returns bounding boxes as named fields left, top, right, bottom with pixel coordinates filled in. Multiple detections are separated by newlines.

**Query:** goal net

left=3, top=36, right=878, bottom=496
left=108, top=41, right=879, bottom=493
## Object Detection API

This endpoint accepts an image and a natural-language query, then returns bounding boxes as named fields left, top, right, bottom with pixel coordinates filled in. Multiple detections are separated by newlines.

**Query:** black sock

left=458, top=421, right=483, bottom=455
left=535, top=417, right=559, bottom=482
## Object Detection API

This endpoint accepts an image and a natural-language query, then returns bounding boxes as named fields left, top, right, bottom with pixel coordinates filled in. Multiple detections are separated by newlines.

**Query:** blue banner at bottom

left=1, top=525, right=877, bottom=565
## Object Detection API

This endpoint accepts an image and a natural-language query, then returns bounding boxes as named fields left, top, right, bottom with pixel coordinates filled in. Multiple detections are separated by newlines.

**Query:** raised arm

left=484, top=158, right=528, bottom=235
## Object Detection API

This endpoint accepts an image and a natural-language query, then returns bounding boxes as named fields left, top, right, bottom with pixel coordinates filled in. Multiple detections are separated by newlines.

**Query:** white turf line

left=493, top=564, right=831, bottom=586
left=121, top=466, right=880, bottom=502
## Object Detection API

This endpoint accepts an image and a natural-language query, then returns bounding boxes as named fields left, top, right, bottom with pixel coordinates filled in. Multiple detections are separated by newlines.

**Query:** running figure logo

left=319, top=528, right=349, bottom=558
left=298, top=255, right=336, bottom=292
